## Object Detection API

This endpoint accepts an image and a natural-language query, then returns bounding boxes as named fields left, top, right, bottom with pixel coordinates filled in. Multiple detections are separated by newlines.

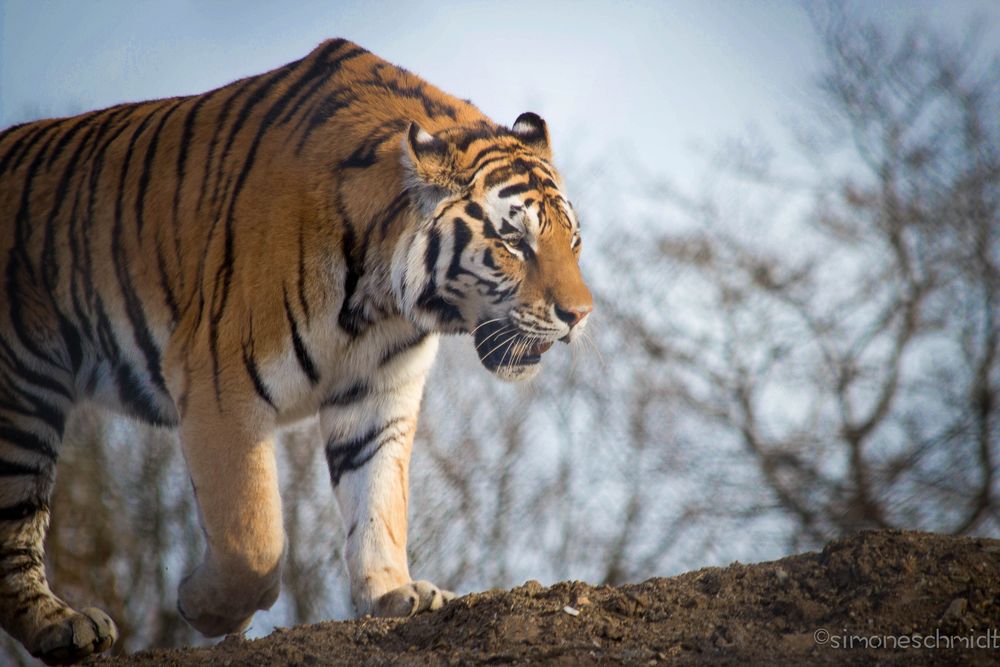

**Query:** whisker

left=504, top=335, right=528, bottom=369
left=474, top=325, right=517, bottom=353
left=581, top=330, right=606, bottom=368
left=502, top=332, right=535, bottom=372
left=482, top=330, right=521, bottom=361
left=470, top=317, right=506, bottom=337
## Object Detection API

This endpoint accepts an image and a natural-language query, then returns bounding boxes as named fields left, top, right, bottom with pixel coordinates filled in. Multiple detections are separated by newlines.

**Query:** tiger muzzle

left=474, top=320, right=553, bottom=371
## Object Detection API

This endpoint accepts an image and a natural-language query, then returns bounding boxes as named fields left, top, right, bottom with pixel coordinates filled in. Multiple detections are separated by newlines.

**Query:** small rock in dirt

left=942, top=597, right=968, bottom=621
left=521, top=580, right=543, bottom=596
left=563, top=605, right=580, bottom=616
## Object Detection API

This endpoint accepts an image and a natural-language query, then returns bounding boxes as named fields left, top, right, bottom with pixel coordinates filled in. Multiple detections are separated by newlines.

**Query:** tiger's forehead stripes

left=473, top=156, right=573, bottom=237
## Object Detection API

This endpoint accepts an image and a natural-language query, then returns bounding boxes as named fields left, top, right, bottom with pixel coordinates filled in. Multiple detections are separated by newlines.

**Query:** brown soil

left=87, top=530, right=1000, bottom=666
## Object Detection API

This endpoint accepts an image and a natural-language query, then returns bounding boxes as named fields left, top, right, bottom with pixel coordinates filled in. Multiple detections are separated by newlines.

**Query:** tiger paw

left=372, top=580, right=456, bottom=617
left=30, top=607, right=117, bottom=666
left=177, top=560, right=281, bottom=637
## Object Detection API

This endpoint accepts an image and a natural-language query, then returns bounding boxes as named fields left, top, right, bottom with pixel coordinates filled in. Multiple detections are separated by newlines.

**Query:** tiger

left=0, top=37, right=592, bottom=663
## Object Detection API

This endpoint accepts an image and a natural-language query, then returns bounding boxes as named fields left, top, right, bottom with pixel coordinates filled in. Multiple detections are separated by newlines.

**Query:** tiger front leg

left=175, top=406, right=285, bottom=637
left=323, top=378, right=455, bottom=618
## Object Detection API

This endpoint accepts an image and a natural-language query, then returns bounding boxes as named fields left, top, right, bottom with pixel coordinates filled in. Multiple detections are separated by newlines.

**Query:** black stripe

left=5, top=260, right=60, bottom=369
left=115, top=363, right=174, bottom=427
left=0, top=426, right=56, bottom=460
left=196, top=77, right=256, bottom=216
left=241, top=316, right=276, bottom=409
left=377, top=190, right=412, bottom=235
left=296, top=227, right=311, bottom=326
left=498, top=183, right=531, bottom=198
left=36, top=117, right=99, bottom=365
left=0, top=459, right=42, bottom=477
left=415, top=226, right=465, bottom=322
left=424, top=227, right=441, bottom=275
left=0, top=121, right=30, bottom=146
left=321, top=381, right=369, bottom=408
left=339, top=119, right=408, bottom=170
left=242, top=353, right=275, bottom=409
left=6, top=120, right=63, bottom=174
left=57, top=315, right=83, bottom=376
left=379, top=333, right=429, bottom=367
left=357, top=75, right=459, bottom=120
left=39, top=112, right=111, bottom=299
left=135, top=98, right=185, bottom=236
left=0, top=502, right=44, bottom=522
left=284, top=289, right=320, bottom=385
left=0, top=337, right=73, bottom=401
left=455, top=122, right=502, bottom=151
left=214, top=61, right=302, bottom=209
left=155, top=237, right=181, bottom=324
left=10, top=120, right=62, bottom=295
left=416, top=284, right=463, bottom=323
left=0, top=123, right=45, bottom=175
left=483, top=166, right=516, bottom=189
left=0, top=546, right=43, bottom=563
left=280, top=39, right=360, bottom=125
left=171, top=92, right=215, bottom=302
left=499, top=219, right=520, bottom=236
left=325, top=418, right=404, bottom=485
left=83, top=109, right=137, bottom=308
left=464, top=201, right=485, bottom=220
left=174, top=92, right=213, bottom=229
left=45, top=110, right=102, bottom=169
left=93, top=296, right=121, bottom=362
left=468, top=146, right=506, bottom=170
left=294, top=88, right=356, bottom=155
left=467, top=156, right=511, bottom=187
left=65, top=109, right=131, bottom=348
left=112, top=106, right=170, bottom=400
left=337, top=227, right=365, bottom=336
left=447, top=218, right=473, bottom=279
left=0, top=377, right=65, bottom=435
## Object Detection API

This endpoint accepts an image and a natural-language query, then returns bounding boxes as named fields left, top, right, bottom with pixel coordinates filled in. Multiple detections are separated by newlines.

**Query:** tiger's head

left=397, top=112, right=592, bottom=381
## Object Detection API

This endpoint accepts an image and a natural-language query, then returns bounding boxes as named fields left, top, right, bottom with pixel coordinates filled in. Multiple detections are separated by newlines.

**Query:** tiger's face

left=399, top=113, right=593, bottom=381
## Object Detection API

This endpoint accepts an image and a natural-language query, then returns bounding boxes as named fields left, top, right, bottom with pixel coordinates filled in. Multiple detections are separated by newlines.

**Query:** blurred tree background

left=2, top=7, right=997, bottom=662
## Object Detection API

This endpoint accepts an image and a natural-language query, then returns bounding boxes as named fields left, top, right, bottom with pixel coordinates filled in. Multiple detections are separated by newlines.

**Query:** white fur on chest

left=264, top=315, right=439, bottom=425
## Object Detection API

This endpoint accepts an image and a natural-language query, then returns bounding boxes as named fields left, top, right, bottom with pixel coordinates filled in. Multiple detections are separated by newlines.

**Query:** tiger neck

left=339, top=151, right=423, bottom=333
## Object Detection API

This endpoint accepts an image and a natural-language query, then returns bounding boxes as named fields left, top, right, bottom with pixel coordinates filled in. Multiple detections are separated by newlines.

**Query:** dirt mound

left=88, top=530, right=1000, bottom=666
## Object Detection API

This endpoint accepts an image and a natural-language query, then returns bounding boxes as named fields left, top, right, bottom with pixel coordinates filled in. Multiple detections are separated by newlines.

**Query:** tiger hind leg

left=0, top=391, right=117, bottom=664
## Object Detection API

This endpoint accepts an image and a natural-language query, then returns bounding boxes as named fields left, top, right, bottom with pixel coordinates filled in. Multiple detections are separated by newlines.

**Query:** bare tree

left=610, top=8, right=1000, bottom=550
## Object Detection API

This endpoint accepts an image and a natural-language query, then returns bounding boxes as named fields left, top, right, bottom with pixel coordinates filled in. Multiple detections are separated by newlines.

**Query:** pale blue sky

left=0, top=0, right=1000, bottom=183
left=3, top=0, right=996, bottom=183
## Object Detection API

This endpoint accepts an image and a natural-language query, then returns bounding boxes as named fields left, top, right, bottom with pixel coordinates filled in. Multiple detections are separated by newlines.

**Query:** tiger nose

left=554, top=304, right=593, bottom=328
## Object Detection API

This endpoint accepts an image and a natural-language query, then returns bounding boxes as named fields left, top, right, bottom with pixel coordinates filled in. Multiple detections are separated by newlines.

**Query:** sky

left=3, top=0, right=997, bottom=191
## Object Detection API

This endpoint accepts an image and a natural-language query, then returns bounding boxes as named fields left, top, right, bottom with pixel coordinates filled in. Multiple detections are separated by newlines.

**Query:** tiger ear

left=511, top=112, right=551, bottom=160
left=402, top=122, right=460, bottom=191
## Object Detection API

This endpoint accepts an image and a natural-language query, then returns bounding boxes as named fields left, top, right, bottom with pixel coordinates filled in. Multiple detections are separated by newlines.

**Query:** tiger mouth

left=474, top=319, right=554, bottom=371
